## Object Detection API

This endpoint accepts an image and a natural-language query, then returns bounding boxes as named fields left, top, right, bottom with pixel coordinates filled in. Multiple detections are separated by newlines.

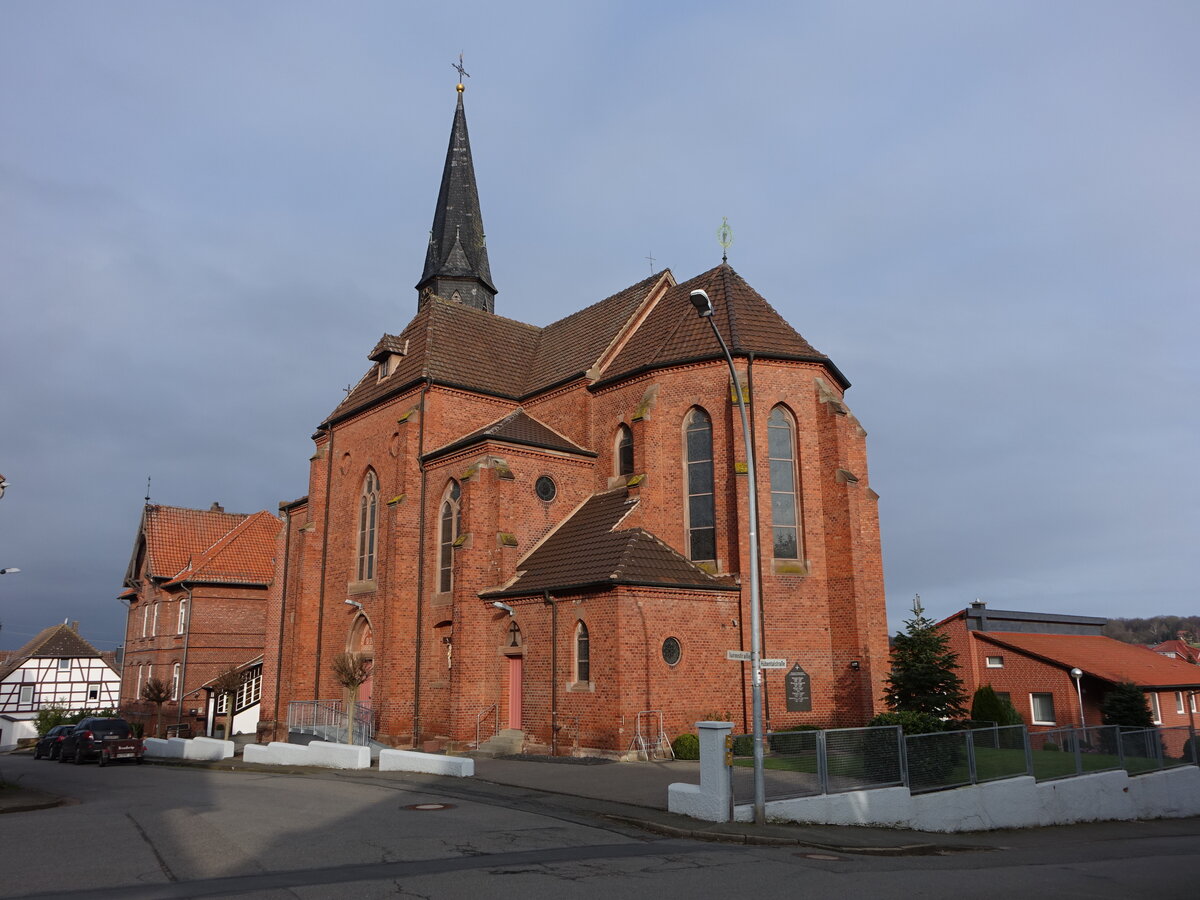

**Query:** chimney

left=71, top=621, right=79, bottom=632
left=210, top=502, right=224, bottom=513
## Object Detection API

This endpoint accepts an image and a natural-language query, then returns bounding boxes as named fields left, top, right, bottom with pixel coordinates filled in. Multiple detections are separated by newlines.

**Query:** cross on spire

left=453, top=53, right=470, bottom=85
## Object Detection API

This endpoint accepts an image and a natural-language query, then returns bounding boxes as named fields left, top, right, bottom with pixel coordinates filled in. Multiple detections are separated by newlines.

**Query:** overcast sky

left=2, top=1, right=1196, bottom=652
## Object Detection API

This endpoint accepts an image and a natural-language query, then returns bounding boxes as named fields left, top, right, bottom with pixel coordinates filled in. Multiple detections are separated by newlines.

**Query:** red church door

left=507, top=657, right=523, bottom=730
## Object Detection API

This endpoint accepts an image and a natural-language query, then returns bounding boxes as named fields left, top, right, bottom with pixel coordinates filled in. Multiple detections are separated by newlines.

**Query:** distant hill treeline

left=1103, top=615, right=1200, bottom=645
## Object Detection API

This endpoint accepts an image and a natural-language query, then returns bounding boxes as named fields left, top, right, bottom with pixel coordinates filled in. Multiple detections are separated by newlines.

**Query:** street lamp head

left=1070, top=667, right=1083, bottom=679
left=0, top=567, right=20, bottom=575
left=688, top=289, right=714, bottom=318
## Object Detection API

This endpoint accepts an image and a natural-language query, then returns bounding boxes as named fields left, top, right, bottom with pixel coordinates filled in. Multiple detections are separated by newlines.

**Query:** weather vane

left=453, top=53, right=470, bottom=88
left=717, top=217, right=733, bottom=262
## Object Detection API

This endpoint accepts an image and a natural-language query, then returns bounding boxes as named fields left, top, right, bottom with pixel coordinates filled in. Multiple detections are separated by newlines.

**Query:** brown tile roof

left=483, top=488, right=737, bottom=598
left=600, top=264, right=842, bottom=386
left=978, top=632, right=1200, bottom=689
left=424, top=409, right=594, bottom=462
left=326, top=265, right=844, bottom=426
left=140, top=505, right=252, bottom=581
left=0, top=624, right=105, bottom=681
left=163, top=510, right=279, bottom=587
left=1150, top=639, right=1200, bottom=665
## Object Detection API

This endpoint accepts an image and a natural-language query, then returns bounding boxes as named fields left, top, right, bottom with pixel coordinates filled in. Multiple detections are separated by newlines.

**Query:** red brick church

left=258, top=82, right=889, bottom=754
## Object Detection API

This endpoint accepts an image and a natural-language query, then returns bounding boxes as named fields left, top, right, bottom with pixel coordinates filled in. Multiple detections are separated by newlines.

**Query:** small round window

left=662, top=637, right=682, bottom=666
left=535, top=476, right=557, bottom=502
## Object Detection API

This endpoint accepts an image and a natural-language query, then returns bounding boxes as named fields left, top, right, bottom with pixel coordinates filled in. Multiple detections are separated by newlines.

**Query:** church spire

left=416, top=73, right=497, bottom=313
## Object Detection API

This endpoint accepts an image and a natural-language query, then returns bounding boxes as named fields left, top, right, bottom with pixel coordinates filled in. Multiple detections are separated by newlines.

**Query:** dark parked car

left=33, top=724, right=74, bottom=760
left=58, top=717, right=144, bottom=766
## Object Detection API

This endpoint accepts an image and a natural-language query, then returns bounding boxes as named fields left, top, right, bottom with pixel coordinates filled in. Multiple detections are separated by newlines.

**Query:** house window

left=985, top=656, right=1004, bottom=668
left=356, top=470, right=379, bottom=582
left=216, top=692, right=228, bottom=714
left=615, top=424, right=634, bottom=477
left=684, top=407, right=715, bottom=562
left=87, top=684, right=100, bottom=702
left=575, top=621, right=590, bottom=683
left=171, top=663, right=181, bottom=701
left=236, top=666, right=262, bottom=709
left=1148, top=692, right=1162, bottom=724
left=152, top=603, right=159, bottom=636
left=142, top=604, right=149, bottom=638
left=178, top=599, right=187, bottom=635
left=19, top=684, right=34, bottom=706
left=58, top=658, right=71, bottom=672
left=1030, top=693, right=1056, bottom=725
left=767, top=406, right=801, bottom=559
left=535, top=475, right=557, bottom=503
left=662, top=637, right=682, bottom=666
left=1192, top=693, right=1197, bottom=715
left=136, top=666, right=144, bottom=699
left=1176, top=691, right=1185, bottom=715
left=438, top=480, right=462, bottom=593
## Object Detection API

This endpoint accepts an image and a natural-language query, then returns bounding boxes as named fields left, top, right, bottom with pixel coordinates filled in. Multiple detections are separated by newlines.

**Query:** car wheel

left=34, top=747, right=42, bottom=760
left=58, top=749, right=68, bottom=763
left=73, top=748, right=84, bottom=765
left=98, top=752, right=107, bottom=767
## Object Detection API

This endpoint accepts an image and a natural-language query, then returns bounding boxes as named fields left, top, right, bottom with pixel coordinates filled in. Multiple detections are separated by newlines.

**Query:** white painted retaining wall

left=667, top=721, right=1200, bottom=832
left=378, top=748, right=474, bottom=777
left=143, top=736, right=234, bottom=760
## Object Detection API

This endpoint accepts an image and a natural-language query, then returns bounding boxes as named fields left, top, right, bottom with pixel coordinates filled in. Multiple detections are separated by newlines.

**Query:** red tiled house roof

left=977, top=632, right=1200, bottom=690
left=1150, top=639, right=1200, bottom=665
left=164, top=511, right=279, bottom=587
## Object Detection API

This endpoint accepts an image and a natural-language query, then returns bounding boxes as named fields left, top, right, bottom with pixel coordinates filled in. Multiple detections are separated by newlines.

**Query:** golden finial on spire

left=453, top=53, right=470, bottom=93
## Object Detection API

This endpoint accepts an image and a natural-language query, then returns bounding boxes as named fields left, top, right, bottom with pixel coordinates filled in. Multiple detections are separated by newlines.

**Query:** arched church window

left=615, top=424, right=634, bottom=477
left=438, top=480, right=462, bottom=593
left=767, top=406, right=801, bottom=559
left=575, top=621, right=590, bottom=683
left=684, top=407, right=716, bottom=562
left=357, top=470, right=379, bottom=582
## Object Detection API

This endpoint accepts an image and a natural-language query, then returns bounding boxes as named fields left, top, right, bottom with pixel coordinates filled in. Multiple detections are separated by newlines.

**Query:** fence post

left=1022, top=726, right=1033, bottom=778
left=965, top=730, right=978, bottom=785
left=898, top=727, right=910, bottom=789
left=1114, top=726, right=1125, bottom=769
left=1154, top=727, right=1165, bottom=770
left=816, top=729, right=829, bottom=795
left=1071, top=727, right=1083, bottom=777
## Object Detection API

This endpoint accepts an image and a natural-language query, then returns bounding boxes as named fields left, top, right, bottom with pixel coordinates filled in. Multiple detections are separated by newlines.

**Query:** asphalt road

left=2, top=753, right=1199, bottom=898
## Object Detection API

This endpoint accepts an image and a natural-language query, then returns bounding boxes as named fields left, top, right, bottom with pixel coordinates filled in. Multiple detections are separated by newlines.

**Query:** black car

left=58, top=717, right=143, bottom=765
left=32, top=724, right=74, bottom=760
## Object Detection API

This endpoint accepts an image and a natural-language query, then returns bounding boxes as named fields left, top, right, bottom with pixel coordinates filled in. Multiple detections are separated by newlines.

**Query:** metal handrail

left=475, top=704, right=498, bottom=748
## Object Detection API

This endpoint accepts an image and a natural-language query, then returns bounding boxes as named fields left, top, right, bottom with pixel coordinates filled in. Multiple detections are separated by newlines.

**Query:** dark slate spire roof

left=416, top=85, right=496, bottom=313
left=482, top=488, right=738, bottom=598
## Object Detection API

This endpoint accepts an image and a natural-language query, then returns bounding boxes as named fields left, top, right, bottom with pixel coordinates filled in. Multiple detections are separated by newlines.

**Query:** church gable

left=424, top=409, right=594, bottom=463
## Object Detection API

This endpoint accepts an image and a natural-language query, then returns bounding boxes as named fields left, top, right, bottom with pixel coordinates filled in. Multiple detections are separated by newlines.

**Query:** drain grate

left=404, top=803, right=455, bottom=811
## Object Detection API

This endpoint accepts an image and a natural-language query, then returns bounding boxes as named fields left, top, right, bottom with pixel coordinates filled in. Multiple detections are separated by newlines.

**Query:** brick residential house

left=939, top=602, right=1200, bottom=733
left=119, top=503, right=277, bottom=736
left=1150, top=635, right=1200, bottom=665
left=258, top=82, right=890, bottom=755
left=0, top=623, right=121, bottom=748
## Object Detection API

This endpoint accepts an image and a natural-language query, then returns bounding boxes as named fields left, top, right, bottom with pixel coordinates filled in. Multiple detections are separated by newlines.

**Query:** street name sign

left=759, top=658, right=787, bottom=669
left=726, top=650, right=751, bottom=661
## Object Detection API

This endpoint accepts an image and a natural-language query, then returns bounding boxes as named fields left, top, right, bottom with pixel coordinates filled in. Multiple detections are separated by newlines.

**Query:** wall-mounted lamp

left=344, top=599, right=363, bottom=610
left=849, top=660, right=861, bottom=671
left=491, top=601, right=514, bottom=617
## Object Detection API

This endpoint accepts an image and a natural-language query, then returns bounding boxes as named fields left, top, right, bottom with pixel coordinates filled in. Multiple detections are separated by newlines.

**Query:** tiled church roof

left=424, top=409, right=593, bottom=462
left=325, top=264, right=842, bottom=427
left=483, top=488, right=737, bottom=598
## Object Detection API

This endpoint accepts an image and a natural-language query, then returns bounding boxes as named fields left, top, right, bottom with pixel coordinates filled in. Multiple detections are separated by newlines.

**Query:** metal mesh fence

left=823, top=726, right=904, bottom=794
left=904, top=729, right=971, bottom=793
left=968, top=725, right=1030, bottom=784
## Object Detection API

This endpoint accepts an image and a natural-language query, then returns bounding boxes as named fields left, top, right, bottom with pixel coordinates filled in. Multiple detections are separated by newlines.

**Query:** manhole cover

left=797, top=853, right=843, bottom=861
left=404, top=803, right=455, bottom=811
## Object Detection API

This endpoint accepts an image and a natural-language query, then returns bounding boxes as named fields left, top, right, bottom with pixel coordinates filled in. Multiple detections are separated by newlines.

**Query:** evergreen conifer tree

left=884, top=595, right=968, bottom=719
left=1101, top=682, right=1155, bottom=728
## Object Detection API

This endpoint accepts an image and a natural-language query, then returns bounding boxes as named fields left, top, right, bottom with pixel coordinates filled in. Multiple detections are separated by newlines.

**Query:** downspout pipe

left=314, top=426, right=335, bottom=699
left=272, top=506, right=293, bottom=740
left=412, top=379, right=432, bottom=748
left=176, top=585, right=193, bottom=727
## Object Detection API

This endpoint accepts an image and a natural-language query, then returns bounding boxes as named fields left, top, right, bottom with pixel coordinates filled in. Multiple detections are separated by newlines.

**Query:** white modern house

left=0, top=623, right=121, bottom=748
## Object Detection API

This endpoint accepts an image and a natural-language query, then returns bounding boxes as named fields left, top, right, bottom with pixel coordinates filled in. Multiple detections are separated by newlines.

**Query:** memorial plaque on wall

left=785, top=663, right=812, bottom=712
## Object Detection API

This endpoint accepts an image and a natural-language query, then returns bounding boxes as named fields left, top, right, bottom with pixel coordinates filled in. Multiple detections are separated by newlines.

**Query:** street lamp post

left=689, top=288, right=766, bottom=825
left=1070, top=667, right=1085, bottom=728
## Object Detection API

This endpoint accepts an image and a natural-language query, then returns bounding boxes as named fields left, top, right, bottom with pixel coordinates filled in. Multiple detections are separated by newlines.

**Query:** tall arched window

left=438, top=480, right=462, bottom=593
left=357, top=470, right=380, bottom=581
left=684, top=407, right=716, bottom=561
left=768, top=406, right=800, bottom=559
left=171, top=663, right=181, bottom=701
left=615, top=424, right=634, bottom=477
left=575, top=621, right=590, bottom=683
